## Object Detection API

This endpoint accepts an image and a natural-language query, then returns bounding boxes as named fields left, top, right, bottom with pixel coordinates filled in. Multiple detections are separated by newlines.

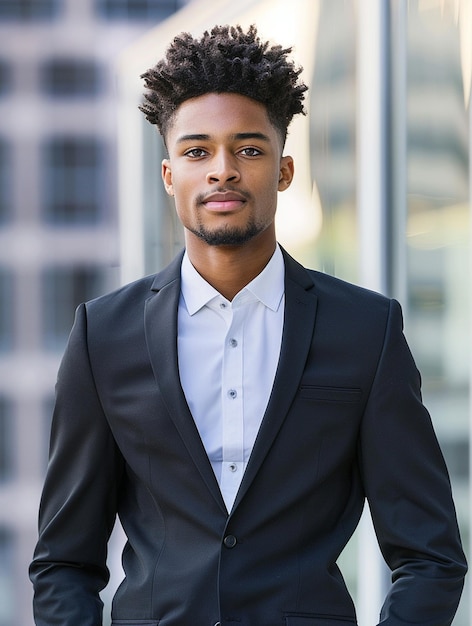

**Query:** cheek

left=169, top=173, right=191, bottom=203
left=259, top=175, right=280, bottom=202
left=245, top=168, right=277, bottom=197
left=172, top=164, right=202, bottom=193
left=172, top=183, right=196, bottom=225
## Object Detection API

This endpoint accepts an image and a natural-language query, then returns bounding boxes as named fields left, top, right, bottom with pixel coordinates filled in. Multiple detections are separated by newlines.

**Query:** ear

left=161, top=159, right=174, bottom=196
left=278, top=156, right=294, bottom=191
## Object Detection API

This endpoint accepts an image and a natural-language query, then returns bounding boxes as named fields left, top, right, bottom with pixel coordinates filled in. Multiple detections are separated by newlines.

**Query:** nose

left=206, top=150, right=240, bottom=184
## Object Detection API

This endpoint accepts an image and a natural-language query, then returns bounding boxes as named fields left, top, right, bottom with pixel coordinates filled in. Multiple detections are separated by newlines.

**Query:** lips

left=202, top=192, right=247, bottom=212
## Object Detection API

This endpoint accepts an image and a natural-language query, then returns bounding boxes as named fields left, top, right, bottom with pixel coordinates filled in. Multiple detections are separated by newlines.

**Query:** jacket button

left=223, top=534, right=237, bottom=548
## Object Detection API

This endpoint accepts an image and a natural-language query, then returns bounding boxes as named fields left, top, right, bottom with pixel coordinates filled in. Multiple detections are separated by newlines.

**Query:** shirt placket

left=220, top=298, right=245, bottom=512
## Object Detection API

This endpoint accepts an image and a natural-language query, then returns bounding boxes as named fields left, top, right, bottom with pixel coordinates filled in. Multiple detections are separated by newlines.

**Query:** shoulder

left=87, top=273, right=157, bottom=312
left=85, top=252, right=184, bottom=320
left=77, top=275, right=155, bottom=339
left=281, top=250, right=402, bottom=351
left=307, top=267, right=391, bottom=308
left=308, top=267, right=400, bottom=337
left=282, top=247, right=392, bottom=311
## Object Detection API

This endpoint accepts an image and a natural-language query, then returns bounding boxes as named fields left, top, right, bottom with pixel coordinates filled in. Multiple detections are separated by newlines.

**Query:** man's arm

left=360, top=299, right=467, bottom=626
left=30, top=304, right=124, bottom=626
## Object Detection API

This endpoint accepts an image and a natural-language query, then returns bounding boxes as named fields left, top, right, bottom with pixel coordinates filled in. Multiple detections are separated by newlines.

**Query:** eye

left=184, top=148, right=208, bottom=158
left=239, top=147, right=262, bottom=157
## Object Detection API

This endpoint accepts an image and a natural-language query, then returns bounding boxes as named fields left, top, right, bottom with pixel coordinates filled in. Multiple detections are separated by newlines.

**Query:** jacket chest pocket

left=112, top=621, right=159, bottom=625
left=285, top=614, right=357, bottom=625
left=299, top=385, right=362, bottom=403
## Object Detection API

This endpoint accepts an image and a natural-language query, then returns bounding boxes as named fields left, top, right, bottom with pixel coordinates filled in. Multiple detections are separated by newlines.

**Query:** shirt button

left=219, top=302, right=227, bottom=309
left=227, top=389, right=237, bottom=399
left=229, top=338, right=238, bottom=347
left=229, top=463, right=237, bottom=472
left=223, top=534, right=237, bottom=548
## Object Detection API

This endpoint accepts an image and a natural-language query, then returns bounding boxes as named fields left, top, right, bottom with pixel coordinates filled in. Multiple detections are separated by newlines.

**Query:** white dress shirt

left=177, top=245, right=285, bottom=512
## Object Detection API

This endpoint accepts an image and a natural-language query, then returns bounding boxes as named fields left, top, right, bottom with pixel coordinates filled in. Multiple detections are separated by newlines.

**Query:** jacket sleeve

left=29, top=303, right=124, bottom=626
left=360, top=299, right=467, bottom=626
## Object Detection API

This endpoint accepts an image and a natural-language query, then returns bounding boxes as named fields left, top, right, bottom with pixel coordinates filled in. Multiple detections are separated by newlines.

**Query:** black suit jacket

left=30, top=249, right=467, bottom=626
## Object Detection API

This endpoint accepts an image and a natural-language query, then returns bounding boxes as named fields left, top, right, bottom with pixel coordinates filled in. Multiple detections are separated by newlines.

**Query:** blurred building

left=0, top=1, right=192, bottom=625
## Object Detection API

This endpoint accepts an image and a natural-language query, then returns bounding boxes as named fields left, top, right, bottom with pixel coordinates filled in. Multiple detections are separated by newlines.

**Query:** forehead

left=166, top=92, right=280, bottom=145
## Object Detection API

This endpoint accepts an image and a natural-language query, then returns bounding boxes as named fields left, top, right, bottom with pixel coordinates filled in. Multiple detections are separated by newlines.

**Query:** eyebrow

left=176, top=132, right=271, bottom=144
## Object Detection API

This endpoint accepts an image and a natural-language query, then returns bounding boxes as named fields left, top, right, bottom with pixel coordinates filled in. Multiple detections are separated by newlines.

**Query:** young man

left=30, top=25, right=466, bottom=626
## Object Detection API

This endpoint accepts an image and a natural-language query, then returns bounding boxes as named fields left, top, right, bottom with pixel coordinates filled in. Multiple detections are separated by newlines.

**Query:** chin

left=196, top=224, right=262, bottom=246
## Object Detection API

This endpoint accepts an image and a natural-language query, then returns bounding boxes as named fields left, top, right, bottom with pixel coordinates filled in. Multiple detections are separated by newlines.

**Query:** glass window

left=0, top=0, right=58, bottom=20
left=309, top=1, right=357, bottom=282
left=404, top=6, right=470, bottom=625
left=0, top=269, right=13, bottom=351
left=0, top=526, right=14, bottom=626
left=0, top=60, right=11, bottom=96
left=0, top=398, right=13, bottom=482
left=95, top=0, right=178, bottom=20
left=41, top=265, right=106, bottom=350
left=0, top=140, right=11, bottom=224
left=40, top=58, right=102, bottom=98
left=41, top=137, right=106, bottom=224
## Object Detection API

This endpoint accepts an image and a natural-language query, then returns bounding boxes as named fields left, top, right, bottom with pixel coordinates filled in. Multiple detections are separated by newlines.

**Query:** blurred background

left=0, top=0, right=470, bottom=625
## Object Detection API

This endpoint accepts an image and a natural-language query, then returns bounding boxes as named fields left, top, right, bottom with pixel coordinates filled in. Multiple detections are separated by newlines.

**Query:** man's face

left=161, top=92, right=294, bottom=248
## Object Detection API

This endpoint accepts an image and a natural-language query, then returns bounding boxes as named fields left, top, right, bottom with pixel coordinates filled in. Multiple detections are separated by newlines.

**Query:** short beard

left=190, top=221, right=263, bottom=246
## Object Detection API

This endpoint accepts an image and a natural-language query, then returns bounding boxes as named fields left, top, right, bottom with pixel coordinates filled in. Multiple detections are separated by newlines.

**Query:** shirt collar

left=180, top=244, right=285, bottom=316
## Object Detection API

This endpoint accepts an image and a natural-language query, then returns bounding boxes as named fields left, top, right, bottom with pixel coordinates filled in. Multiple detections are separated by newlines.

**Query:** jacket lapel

left=143, top=249, right=318, bottom=516
left=144, top=253, right=227, bottom=514
left=232, top=250, right=318, bottom=512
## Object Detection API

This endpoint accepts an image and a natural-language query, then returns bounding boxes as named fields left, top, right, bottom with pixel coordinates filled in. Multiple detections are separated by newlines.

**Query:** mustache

left=195, top=187, right=252, bottom=204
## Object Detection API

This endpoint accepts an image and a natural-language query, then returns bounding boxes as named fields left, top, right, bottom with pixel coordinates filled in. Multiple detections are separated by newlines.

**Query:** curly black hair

left=139, top=24, right=308, bottom=144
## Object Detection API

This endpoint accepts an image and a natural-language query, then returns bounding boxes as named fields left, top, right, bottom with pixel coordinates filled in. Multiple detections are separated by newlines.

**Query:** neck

left=185, top=229, right=277, bottom=300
